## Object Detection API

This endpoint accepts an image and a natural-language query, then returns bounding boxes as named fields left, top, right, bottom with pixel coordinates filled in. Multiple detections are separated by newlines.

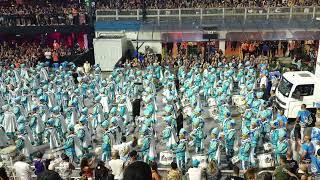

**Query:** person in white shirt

left=187, top=159, right=202, bottom=180
left=108, top=151, right=125, bottom=180
left=112, top=136, right=133, bottom=162
left=13, top=155, right=33, bottom=180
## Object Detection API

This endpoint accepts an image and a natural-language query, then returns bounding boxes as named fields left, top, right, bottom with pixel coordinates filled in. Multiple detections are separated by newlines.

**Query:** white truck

left=275, top=71, right=320, bottom=121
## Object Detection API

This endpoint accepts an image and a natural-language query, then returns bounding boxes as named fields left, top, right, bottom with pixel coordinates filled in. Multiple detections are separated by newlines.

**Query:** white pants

left=300, top=125, right=305, bottom=143
left=250, top=147, right=256, bottom=165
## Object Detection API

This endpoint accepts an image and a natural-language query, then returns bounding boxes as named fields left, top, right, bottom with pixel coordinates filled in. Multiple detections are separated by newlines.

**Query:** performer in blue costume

left=176, top=128, right=188, bottom=171
left=64, top=126, right=82, bottom=163
left=208, top=128, right=221, bottom=164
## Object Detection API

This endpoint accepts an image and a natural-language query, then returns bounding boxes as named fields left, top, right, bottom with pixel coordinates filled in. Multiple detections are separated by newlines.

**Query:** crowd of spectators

left=0, top=3, right=88, bottom=27
left=0, top=40, right=85, bottom=68
left=96, top=0, right=320, bottom=10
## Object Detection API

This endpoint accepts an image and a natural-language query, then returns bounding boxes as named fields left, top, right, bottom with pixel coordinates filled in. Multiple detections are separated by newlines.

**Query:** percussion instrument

left=207, top=98, right=216, bottom=107
left=0, top=146, right=17, bottom=161
left=192, top=154, right=207, bottom=169
left=159, top=151, right=175, bottom=166
left=231, top=155, right=240, bottom=164
left=183, top=106, right=193, bottom=117
left=257, top=153, right=274, bottom=168
left=232, top=95, right=245, bottom=106
left=95, top=147, right=102, bottom=155
left=263, top=143, right=273, bottom=152
left=162, top=98, right=167, bottom=104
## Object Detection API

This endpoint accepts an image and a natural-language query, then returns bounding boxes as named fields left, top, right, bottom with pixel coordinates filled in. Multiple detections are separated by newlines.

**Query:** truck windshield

left=278, top=77, right=293, bottom=97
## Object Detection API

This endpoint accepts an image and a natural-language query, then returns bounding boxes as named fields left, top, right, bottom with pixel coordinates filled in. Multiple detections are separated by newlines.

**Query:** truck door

left=289, top=84, right=315, bottom=117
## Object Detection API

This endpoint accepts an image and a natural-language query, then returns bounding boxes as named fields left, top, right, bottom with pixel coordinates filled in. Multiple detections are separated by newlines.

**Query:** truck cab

left=275, top=71, right=320, bottom=119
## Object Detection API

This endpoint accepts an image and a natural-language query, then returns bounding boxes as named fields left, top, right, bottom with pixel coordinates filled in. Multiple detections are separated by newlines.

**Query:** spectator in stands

left=166, top=162, right=182, bottom=180
left=225, top=165, right=244, bottom=180
left=123, top=161, right=152, bottom=180
left=0, top=3, right=87, bottom=27
left=33, top=152, right=46, bottom=176
left=205, top=161, right=221, bottom=180
left=108, top=151, right=125, bottom=180
left=13, top=155, right=33, bottom=180
left=151, top=161, right=161, bottom=180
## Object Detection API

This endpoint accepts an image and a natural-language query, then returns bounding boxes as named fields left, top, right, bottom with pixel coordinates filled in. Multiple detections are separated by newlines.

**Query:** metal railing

left=96, top=7, right=320, bottom=24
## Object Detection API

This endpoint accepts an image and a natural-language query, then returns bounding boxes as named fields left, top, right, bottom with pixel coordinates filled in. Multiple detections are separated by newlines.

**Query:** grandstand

left=0, top=1, right=320, bottom=180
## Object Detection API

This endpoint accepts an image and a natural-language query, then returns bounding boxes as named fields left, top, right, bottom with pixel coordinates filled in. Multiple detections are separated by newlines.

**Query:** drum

left=263, top=143, right=273, bottom=152
left=231, top=155, right=240, bottom=164
left=95, top=147, right=102, bottom=155
left=232, top=95, right=245, bottom=106
left=257, top=153, right=274, bottom=168
left=208, top=98, right=216, bottom=107
left=162, top=98, right=167, bottom=104
left=183, top=106, right=193, bottom=117
left=192, top=154, right=207, bottom=169
left=159, top=151, right=175, bottom=166
left=0, top=146, right=17, bottom=161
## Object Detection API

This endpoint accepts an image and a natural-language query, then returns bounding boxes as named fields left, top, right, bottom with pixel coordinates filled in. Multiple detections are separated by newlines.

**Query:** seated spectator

left=206, top=161, right=221, bottom=180
left=123, top=161, right=152, bottom=180
left=108, top=151, right=125, bottom=180
left=166, top=162, right=182, bottom=180
left=150, top=161, right=161, bottom=180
